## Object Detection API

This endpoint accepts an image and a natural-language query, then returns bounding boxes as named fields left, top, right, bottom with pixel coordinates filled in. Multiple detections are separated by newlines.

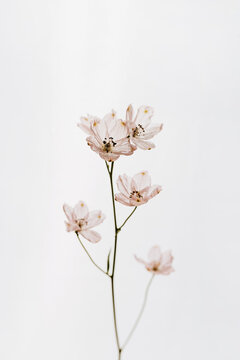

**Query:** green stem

left=122, top=274, right=155, bottom=350
left=118, top=206, right=137, bottom=232
left=75, top=232, right=109, bottom=276
left=106, top=161, right=121, bottom=354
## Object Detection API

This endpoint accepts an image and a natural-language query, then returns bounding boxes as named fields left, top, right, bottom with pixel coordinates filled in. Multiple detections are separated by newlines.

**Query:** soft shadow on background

left=0, top=0, right=240, bottom=359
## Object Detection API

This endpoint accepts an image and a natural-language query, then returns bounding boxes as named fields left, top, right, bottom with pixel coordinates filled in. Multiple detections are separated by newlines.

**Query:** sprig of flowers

left=63, top=104, right=174, bottom=359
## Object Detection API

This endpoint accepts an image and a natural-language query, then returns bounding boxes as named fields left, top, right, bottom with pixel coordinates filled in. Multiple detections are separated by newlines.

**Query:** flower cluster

left=64, top=104, right=173, bottom=276
left=77, top=105, right=163, bottom=161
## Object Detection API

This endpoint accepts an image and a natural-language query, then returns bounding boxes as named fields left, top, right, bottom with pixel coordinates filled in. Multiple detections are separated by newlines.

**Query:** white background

left=1, top=0, right=240, bottom=359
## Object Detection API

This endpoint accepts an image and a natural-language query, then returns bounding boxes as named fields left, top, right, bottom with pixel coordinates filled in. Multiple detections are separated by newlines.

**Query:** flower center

left=152, top=264, right=159, bottom=271
left=76, top=218, right=88, bottom=229
left=129, top=190, right=143, bottom=202
left=132, top=124, right=145, bottom=137
left=102, top=137, right=117, bottom=153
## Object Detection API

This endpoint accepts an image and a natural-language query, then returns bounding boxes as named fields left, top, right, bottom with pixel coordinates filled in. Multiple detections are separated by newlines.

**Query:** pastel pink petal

left=132, top=138, right=155, bottom=150
left=80, top=229, right=101, bottom=243
left=102, top=110, right=117, bottom=125
left=113, top=139, right=135, bottom=156
left=160, top=251, right=174, bottom=268
left=73, top=201, right=89, bottom=219
left=148, top=245, right=161, bottom=262
left=148, top=185, right=162, bottom=199
left=109, top=119, right=129, bottom=139
left=86, top=135, right=102, bottom=148
left=129, top=198, right=147, bottom=207
left=91, top=120, right=106, bottom=141
left=77, top=122, right=92, bottom=135
left=115, top=193, right=132, bottom=206
left=134, top=255, right=148, bottom=266
left=158, top=266, right=175, bottom=275
left=63, top=204, right=74, bottom=222
left=135, top=105, right=154, bottom=128
left=142, top=124, right=163, bottom=140
left=116, top=174, right=132, bottom=197
left=126, top=104, right=133, bottom=123
left=65, top=221, right=79, bottom=232
left=132, top=171, right=151, bottom=191
left=99, top=152, right=120, bottom=162
left=86, top=210, right=106, bottom=229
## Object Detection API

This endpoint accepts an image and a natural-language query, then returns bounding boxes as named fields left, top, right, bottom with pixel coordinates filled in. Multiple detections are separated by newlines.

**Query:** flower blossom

left=115, top=171, right=161, bottom=206
left=126, top=104, right=163, bottom=150
left=63, top=201, right=105, bottom=243
left=80, top=109, right=136, bottom=162
left=135, top=246, right=174, bottom=275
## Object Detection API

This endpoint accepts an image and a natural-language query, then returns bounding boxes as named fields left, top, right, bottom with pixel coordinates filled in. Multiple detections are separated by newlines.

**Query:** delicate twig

left=75, top=232, right=109, bottom=276
left=105, top=160, right=110, bottom=175
left=107, top=161, right=122, bottom=357
left=122, top=274, right=155, bottom=350
left=118, top=206, right=137, bottom=232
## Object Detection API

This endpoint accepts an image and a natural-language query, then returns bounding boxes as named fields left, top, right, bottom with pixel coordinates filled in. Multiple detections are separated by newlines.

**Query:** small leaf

left=107, top=249, right=111, bottom=274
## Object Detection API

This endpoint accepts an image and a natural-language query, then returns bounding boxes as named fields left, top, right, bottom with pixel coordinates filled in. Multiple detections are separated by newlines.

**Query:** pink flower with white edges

left=135, top=246, right=174, bottom=275
left=126, top=104, right=163, bottom=150
left=63, top=201, right=105, bottom=243
left=86, top=110, right=136, bottom=162
left=115, top=171, right=161, bottom=206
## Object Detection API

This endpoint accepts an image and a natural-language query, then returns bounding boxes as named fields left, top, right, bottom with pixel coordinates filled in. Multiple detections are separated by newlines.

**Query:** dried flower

left=63, top=201, right=105, bottom=243
left=135, top=246, right=174, bottom=275
left=115, top=171, right=161, bottom=206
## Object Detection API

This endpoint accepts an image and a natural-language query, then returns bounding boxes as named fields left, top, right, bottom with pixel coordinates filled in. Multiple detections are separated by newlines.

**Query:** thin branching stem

left=118, top=206, right=137, bottom=232
left=122, top=274, right=155, bottom=350
left=75, top=232, right=109, bottom=276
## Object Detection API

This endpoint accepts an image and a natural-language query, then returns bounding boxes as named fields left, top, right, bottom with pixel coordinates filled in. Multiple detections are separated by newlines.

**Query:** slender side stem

left=75, top=232, right=109, bottom=276
left=118, top=206, right=137, bottom=232
left=122, top=274, right=155, bottom=350
left=106, top=161, right=121, bottom=356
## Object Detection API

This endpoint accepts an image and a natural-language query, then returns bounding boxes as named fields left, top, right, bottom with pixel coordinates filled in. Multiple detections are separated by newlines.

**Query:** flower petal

left=99, top=151, right=120, bottom=162
left=132, top=171, right=151, bottom=191
left=142, top=124, right=163, bottom=140
left=116, top=174, right=132, bottom=197
left=135, top=105, right=154, bottom=128
left=63, top=203, right=74, bottom=222
left=148, top=185, right=162, bottom=199
left=80, top=229, right=101, bottom=243
left=115, top=193, right=132, bottom=206
left=102, top=109, right=117, bottom=125
left=73, top=201, right=89, bottom=219
left=109, top=119, right=129, bottom=139
left=126, top=104, right=133, bottom=123
left=77, top=122, right=92, bottom=135
left=134, top=255, right=148, bottom=266
left=148, top=245, right=161, bottom=262
left=65, top=221, right=79, bottom=232
left=85, top=210, right=106, bottom=229
left=91, top=119, right=106, bottom=141
left=113, top=138, right=135, bottom=155
left=132, top=138, right=155, bottom=150
left=86, top=135, right=102, bottom=149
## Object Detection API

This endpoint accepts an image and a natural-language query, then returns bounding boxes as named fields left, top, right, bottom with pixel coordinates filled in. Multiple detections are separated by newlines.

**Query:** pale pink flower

left=86, top=110, right=136, bottom=161
left=63, top=201, right=105, bottom=243
left=126, top=104, right=163, bottom=150
left=115, top=171, right=161, bottom=206
left=135, top=246, right=174, bottom=275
